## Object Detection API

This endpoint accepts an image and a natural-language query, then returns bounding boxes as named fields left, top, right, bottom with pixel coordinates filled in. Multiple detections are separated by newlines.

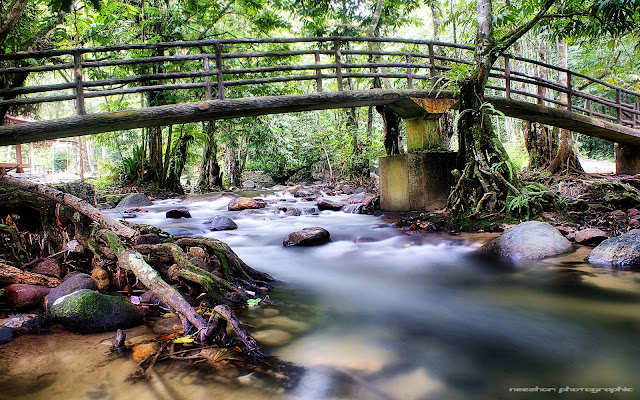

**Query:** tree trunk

left=197, top=122, right=223, bottom=191
left=376, top=105, right=402, bottom=155
left=165, top=134, right=193, bottom=194
left=225, top=146, right=239, bottom=187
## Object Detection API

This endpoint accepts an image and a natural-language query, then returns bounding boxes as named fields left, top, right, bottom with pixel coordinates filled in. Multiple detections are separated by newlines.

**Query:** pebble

left=132, top=342, right=160, bottom=363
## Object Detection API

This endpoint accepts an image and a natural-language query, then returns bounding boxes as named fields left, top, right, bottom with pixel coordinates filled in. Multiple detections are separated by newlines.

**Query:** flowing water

left=1, top=192, right=639, bottom=400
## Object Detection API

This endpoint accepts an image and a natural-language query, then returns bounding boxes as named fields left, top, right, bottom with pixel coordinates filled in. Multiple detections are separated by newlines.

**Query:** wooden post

left=428, top=43, right=436, bottom=79
left=616, top=88, right=622, bottom=124
left=334, top=39, right=343, bottom=91
left=587, top=99, right=592, bottom=116
left=15, top=144, right=23, bottom=173
left=566, top=71, right=572, bottom=112
left=215, top=42, right=225, bottom=100
left=315, top=50, right=323, bottom=92
left=504, top=56, right=511, bottom=99
left=203, top=56, right=212, bottom=101
left=635, top=101, right=639, bottom=129
left=73, top=50, right=86, bottom=116
left=406, top=54, right=413, bottom=89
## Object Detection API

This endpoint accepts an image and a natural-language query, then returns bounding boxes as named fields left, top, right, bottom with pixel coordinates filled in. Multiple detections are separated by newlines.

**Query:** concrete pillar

left=615, top=143, right=640, bottom=175
left=405, top=116, right=441, bottom=151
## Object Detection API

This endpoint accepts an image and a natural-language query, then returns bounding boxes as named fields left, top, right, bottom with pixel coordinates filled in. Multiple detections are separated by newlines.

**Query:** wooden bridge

left=0, top=37, right=639, bottom=147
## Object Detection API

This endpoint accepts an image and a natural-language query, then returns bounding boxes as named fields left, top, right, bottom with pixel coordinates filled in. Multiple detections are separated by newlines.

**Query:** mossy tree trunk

left=448, top=0, right=556, bottom=217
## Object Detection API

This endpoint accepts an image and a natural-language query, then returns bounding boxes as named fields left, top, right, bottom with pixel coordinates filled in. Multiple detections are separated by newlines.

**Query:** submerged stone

left=49, top=289, right=144, bottom=333
left=482, top=221, right=573, bottom=260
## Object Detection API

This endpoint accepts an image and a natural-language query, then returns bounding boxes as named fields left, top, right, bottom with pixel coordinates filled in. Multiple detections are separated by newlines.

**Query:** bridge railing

left=0, top=37, right=638, bottom=130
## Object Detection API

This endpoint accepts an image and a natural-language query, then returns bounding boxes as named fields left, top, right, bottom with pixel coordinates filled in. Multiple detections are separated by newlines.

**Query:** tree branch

left=0, top=0, right=30, bottom=46
left=495, top=0, right=557, bottom=54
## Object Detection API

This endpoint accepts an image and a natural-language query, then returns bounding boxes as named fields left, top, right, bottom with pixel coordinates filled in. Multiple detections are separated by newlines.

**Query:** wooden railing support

left=315, top=50, right=323, bottom=92
left=566, top=71, right=572, bottom=112
left=73, top=50, right=86, bottom=115
left=203, top=55, right=212, bottom=101
left=616, top=88, right=622, bottom=124
left=215, top=42, right=225, bottom=100
left=334, top=39, right=343, bottom=91
left=406, top=54, right=413, bottom=89
left=428, top=43, right=436, bottom=79
left=504, top=56, right=511, bottom=99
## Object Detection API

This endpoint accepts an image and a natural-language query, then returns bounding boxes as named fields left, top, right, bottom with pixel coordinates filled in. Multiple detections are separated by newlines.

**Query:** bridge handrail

left=0, top=37, right=638, bottom=130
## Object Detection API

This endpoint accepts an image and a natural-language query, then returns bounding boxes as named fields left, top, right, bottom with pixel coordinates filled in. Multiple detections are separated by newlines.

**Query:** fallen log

left=0, top=263, right=61, bottom=287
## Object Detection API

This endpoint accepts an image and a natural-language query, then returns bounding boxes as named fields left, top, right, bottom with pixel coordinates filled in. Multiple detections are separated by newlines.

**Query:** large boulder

left=283, top=227, right=331, bottom=247
left=482, top=221, right=573, bottom=260
left=117, top=193, right=152, bottom=209
left=588, top=231, right=640, bottom=268
left=209, top=215, right=238, bottom=231
left=49, top=289, right=144, bottom=333
left=228, top=197, right=267, bottom=211
left=317, top=198, right=344, bottom=211
left=44, top=272, right=97, bottom=313
left=5, top=284, right=51, bottom=310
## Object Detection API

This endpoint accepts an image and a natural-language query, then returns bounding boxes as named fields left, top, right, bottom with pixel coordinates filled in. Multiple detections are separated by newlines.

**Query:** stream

left=1, top=191, right=639, bottom=399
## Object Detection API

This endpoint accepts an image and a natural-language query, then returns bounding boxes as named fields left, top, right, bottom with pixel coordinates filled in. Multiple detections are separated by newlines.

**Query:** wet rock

left=117, top=193, right=152, bottom=209
left=91, top=268, right=110, bottom=292
left=286, top=185, right=304, bottom=195
left=252, top=329, right=292, bottom=347
left=567, top=199, right=589, bottom=212
left=135, top=233, right=161, bottom=245
left=283, top=227, right=331, bottom=247
left=300, top=207, right=317, bottom=215
left=293, top=188, right=320, bottom=199
left=238, top=209, right=264, bottom=215
left=30, top=258, right=66, bottom=279
left=255, top=316, right=310, bottom=333
left=228, top=197, right=267, bottom=211
left=5, top=284, right=51, bottom=310
left=317, top=198, right=344, bottom=211
left=342, top=204, right=365, bottom=214
left=49, top=289, right=144, bottom=333
left=243, top=180, right=256, bottom=189
left=152, top=317, right=183, bottom=335
left=574, top=228, right=608, bottom=246
left=588, top=231, right=640, bottom=268
left=346, top=192, right=376, bottom=204
left=209, top=215, right=238, bottom=231
left=284, top=208, right=301, bottom=216
left=132, top=342, right=160, bottom=363
left=166, top=208, right=191, bottom=219
left=0, top=327, right=14, bottom=345
left=482, top=221, right=573, bottom=260
left=44, top=272, right=97, bottom=313
left=2, top=313, right=49, bottom=333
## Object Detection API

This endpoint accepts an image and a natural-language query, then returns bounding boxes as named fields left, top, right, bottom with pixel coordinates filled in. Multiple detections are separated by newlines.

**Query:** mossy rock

left=49, top=289, right=144, bottom=333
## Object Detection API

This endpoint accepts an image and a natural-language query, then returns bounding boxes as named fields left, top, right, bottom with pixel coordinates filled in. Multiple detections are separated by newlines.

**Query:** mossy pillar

left=380, top=112, right=457, bottom=211
left=615, top=143, right=640, bottom=175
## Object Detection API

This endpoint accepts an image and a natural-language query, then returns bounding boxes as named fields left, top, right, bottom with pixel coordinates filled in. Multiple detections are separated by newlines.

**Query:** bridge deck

left=0, top=89, right=638, bottom=146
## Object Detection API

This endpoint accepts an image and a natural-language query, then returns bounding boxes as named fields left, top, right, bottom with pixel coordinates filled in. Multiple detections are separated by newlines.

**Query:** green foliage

left=575, top=134, right=615, bottom=160
left=506, top=183, right=566, bottom=219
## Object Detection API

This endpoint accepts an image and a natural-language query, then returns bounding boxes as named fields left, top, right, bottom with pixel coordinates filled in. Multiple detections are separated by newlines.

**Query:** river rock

left=0, top=327, right=14, bottom=345
left=482, top=221, right=573, bottom=260
left=286, top=185, right=304, bottom=195
left=117, top=193, right=152, bottom=209
left=317, top=198, right=344, bottom=211
left=132, top=342, right=161, bottom=363
left=152, top=317, right=183, bottom=335
left=255, top=316, right=310, bottom=333
left=346, top=192, right=376, bottom=204
left=135, top=233, right=161, bottom=245
left=209, top=215, right=238, bottom=231
left=294, top=188, right=321, bottom=199
left=49, top=289, right=144, bottom=333
left=252, top=329, right=292, bottom=347
left=284, top=208, right=301, bottom=216
left=588, top=231, right=640, bottom=267
left=342, top=204, right=365, bottom=214
left=5, top=284, right=51, bottom=310
left=2, top=313, right=49, bottom=333
left=91, top=268, right=110, bottom=292
left=262, top=308, right=280, bottom=317
left=574, top=228, right=608, bottom=245
left=166, top=208, right=191, bottom=219
left=228, top=197, right=267, bottom=211
left=238, top=209, right=264, bottom=215
left=44, top=272, right=97, bottom=313
left=283, top=227, right=331, bottom=247
left=243, top=180, right=256, bottom=189
left=30, top=258, right=66, bottom=279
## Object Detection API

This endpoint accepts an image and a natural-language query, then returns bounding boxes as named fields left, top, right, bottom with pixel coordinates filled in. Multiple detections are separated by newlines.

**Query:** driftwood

left=0, top=263, right=61, bottom=287
left=0, top=174, right=137, bottom=240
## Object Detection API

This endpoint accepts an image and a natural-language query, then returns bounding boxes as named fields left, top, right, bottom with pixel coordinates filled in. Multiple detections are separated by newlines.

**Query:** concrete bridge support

left=380, top=112, right=457, bottom=211
left=615, top=144, right=640, bottom=175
